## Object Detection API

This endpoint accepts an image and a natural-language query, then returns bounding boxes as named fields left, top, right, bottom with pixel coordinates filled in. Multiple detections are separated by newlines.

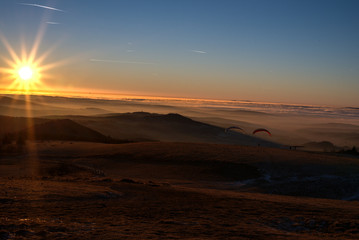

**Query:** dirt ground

left=1, top=141, right=359, bottom=239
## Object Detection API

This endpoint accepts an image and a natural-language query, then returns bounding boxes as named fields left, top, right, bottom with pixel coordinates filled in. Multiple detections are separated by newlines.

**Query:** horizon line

left=0, top=88, right=356, bottom=108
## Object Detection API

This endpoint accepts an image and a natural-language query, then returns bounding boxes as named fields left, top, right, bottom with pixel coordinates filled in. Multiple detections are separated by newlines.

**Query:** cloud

left=90, top=59, right=155, bottom=65
left=18, top=3, right=64, bottom=12
left=46, top=21, right=60, bottom=25
left=190, top=50, right=207, bottom=54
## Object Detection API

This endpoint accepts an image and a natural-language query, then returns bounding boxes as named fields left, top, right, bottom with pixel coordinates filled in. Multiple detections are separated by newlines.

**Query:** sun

left=0, top=35, right=44, bottom=92
left=4, top=60, right=42, bottom=92
left=18, top=66, right=34, bottom=81
left=0, top=30, right=65, bottom=93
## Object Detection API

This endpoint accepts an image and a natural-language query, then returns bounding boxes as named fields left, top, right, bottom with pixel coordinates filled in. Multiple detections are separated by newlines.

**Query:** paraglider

left=252, top=128, right=271, bottom=136
left=225, top=126, right=246, bottom=134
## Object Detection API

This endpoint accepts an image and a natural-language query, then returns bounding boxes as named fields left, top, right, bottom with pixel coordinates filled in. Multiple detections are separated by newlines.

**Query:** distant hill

left=1, top=112, right=280, bottom=147
left=303, top=141, right=337, bottom=152
left=0, top=115, right=48, bottom=135
left=0, top=96, right=29, bottom=105
left=68, top=112, right=280, bottom=147
left=312, top=122, right=359, bottom=129
left=19, top=119, right=121, bottom=143
left=298, top=124, right=359, bottom=147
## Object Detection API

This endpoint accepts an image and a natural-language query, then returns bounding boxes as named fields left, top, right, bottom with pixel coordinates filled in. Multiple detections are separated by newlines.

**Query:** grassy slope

left=1, top=141, right=359, bottom=239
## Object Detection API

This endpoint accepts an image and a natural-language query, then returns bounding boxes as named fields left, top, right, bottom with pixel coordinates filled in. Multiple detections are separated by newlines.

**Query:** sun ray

left=0, top=67, right=15, bottom=74
left=38, top=58, right=70, bottom=71
left=2, top=58, right=17, bottom=67
left=32, top=45, right=57, bottom=66
left=20, top=36, right=28, bottom=63
left=0, top=34, right=22, bottom=65
left=0, top=34, right=51, bottom=93
left=0, top=21, right=77, bottom=98
left=28, top=23, right=47, bottom=64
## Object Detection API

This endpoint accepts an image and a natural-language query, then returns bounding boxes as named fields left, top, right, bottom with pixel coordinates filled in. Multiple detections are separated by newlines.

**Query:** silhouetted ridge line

left=0, top=115, right=48, bottom=135
left=20, top=119, right=127, bottom=143
left=0, top=96, right=27, bottom=105
left=105, top=112, right=213, bottom=126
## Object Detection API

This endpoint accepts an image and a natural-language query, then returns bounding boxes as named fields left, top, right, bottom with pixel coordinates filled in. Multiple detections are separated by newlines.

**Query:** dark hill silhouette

left=19, top=119, right=124, bottom=143
left=106, top=112, right=224, bottom=139
left=0, top=96, right=29, bottom=105
left=309, top=122, right=359, bottom=129
left=68, top=112, right=280, bottom=147
left=107, top=112, right=213, bottom=127
left=303, top=141, right=337, bottom=152
left=1, top=113, right=280, bottom=146
left=0, top=115, right=48, bottom=135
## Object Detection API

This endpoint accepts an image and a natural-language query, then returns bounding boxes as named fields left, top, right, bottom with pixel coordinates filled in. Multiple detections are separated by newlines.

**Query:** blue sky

left=0, top=0, right=358, bottom=106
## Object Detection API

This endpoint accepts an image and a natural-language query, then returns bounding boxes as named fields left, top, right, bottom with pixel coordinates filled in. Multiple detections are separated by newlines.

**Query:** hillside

left=68, top=112, right=279, bottom=147
left=0, top=115, right=48, bottom=135
left=19, top=119, right=119, bottom=143
left=1, top=141, right=359, bottom=239
left=1, top=112, right=279, bottom=146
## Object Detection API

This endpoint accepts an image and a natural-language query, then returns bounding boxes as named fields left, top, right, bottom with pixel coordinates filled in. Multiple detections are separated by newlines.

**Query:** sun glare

left=18, top=66, right=33, bottom=80
left=0, top=35, right=44, bottom=92
left=3, top=60, right=42, bottom=92
left=0, top=29, right=65, bottom=93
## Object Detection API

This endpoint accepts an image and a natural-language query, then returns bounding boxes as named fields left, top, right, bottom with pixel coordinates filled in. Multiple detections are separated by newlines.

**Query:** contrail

left=46, top=21, right=60, bottom=25
left=191, top=50, right=207, bottom=54
left=18, top=3, right=64, bottom=12
left=90, top=59, right=155, bottom=65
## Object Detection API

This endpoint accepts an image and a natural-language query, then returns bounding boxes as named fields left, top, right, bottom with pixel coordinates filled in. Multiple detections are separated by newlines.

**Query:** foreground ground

left=1, top=141, right=359, bottom=239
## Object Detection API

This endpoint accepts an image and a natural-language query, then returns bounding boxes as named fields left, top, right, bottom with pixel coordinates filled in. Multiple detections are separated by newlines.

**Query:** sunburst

left=0, top=27, right=62, bottom=93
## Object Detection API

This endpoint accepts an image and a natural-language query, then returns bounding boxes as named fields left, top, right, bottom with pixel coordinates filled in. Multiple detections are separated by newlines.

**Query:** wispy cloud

left=90, top=59, right=155, bottom=65
left=18, top=3, right=64, bottom=12
left=190, top=50, right=207, bottom=54
left=46, top=21, right=60, bottom=25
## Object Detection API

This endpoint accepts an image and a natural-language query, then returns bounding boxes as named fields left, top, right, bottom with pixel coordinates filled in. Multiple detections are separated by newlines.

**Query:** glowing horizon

left=1, top=86, right=358, bottom=110
left=0, top=1, right=358, bottom=106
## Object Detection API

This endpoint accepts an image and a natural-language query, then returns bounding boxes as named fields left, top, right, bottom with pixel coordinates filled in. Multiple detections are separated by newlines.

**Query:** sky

left=0, top=0, right=358, bottom=106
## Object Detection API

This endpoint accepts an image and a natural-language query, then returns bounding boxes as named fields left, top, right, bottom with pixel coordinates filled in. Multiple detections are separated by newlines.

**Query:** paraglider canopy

left=225, top=126, right=246, bottom=133
left=252, top=128, right=271, bottom=136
